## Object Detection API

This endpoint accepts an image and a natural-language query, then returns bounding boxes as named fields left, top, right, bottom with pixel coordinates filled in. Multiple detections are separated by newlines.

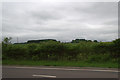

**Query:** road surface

left=2, top=66, right=119, bottom=78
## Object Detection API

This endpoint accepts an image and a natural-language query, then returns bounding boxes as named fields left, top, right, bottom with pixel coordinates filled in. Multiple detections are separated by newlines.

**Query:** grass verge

left=2, top=60, right=118, bottom=68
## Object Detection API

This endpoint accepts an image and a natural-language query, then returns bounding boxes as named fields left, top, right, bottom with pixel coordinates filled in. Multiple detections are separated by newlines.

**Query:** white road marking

left=92, top=70, right=119, bottom=72
left=32, top=74, right=56, bottom=78
left=4, top=66, right=119, bottom=73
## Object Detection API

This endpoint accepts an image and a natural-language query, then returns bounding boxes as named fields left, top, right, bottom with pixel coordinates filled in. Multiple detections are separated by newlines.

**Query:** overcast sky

left=2, top=2, right=118, bottom=43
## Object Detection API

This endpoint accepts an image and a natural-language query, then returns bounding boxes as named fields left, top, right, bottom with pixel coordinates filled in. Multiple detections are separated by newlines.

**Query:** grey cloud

left=2, top=2, right=118, bottom=43
left=31, top=10, right=61, bottom=21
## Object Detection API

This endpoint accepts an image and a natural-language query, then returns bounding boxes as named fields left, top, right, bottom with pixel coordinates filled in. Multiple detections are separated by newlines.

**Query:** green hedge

left=2, top=39, right=120, bottom=62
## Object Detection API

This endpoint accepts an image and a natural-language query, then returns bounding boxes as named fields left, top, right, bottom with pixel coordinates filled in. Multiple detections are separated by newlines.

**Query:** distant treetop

left=27, top=39, right=57, bottom=43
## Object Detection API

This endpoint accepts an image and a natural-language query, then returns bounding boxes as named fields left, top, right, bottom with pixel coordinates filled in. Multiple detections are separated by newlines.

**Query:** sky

left=2, top=2, right=118, bottom=43
left=118, top=2, right=120, bottom=38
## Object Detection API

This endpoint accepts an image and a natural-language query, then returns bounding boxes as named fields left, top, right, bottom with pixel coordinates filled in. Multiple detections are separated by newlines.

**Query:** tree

left=3, top=37, right=12, bottom=44
left=113, top=38, right=120, bottom=46
left=87, top=40, right=92, bottom=42
left=112, top=38, right=120, bottom=58
left=93, top=40, right=98, bottom=42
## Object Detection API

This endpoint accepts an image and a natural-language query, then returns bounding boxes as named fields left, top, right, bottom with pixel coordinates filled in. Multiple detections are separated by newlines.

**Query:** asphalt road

left=2, top=66, right=119, bottom=78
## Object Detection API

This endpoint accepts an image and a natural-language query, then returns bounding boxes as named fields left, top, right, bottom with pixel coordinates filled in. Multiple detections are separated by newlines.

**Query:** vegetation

left=3, top=60, right=118, bottom=68
left=2, top=37, right=120, bottom=68
left=27, top=39, right=57, bottom=43
left=2, top=37, right=12, bottom=44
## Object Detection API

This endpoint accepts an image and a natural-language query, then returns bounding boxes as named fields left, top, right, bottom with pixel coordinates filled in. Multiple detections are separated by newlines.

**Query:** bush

left=87, top=54, right=111, bottom=63
left=32, top=55, right=40, bottom=61
left=2, top=39, right=119, bottom=62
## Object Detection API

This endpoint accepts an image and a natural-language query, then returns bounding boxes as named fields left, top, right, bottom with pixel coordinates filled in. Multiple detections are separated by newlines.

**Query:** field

left=2, top=38, right=120, bottom=68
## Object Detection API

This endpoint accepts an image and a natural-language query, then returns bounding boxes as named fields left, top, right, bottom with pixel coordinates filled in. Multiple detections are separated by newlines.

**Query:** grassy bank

left=2, top=60, right=118, bottom=68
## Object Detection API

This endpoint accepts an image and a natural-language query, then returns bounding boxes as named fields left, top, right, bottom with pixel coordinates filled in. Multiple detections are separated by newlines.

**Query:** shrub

left=2, top=39, right=119, bottom=62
